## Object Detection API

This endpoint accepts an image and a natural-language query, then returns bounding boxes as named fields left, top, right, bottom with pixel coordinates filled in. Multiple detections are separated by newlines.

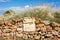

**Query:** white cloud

left=25, top=5, right=30, bottom=8
left=0, top=0, right=10, bottom=2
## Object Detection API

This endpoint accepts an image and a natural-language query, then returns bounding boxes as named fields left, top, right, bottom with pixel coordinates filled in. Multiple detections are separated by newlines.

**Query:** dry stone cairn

left=0, top=17, right=60, bottom=40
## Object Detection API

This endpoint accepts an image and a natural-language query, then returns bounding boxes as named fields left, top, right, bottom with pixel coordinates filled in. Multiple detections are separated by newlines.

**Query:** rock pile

left=0, top=17, right=60, bottom=40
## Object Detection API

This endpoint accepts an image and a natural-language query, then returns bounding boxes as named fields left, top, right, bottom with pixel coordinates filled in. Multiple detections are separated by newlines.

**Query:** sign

left=23, top=17, right=36, bottom=31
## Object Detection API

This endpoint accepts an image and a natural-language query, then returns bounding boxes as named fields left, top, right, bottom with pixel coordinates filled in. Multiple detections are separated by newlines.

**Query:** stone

left=17, top=28, right=23, bottom=31
left=3, top=29, right=11, bottom=33
left=23, top=34, right=28, bottom=39
left=10, top=32, right=14, bottom=37
left=23, top=17, right=36, bottom=32
left=23, top=17, right=35, bottom=23
left=45, top=32, right=52, bottom=38
left=28, top=35, right=33, bottom=38
left=36, top=24, right=45, bottom=28
left=0, top=30, right=2, bottom=36
left=0, top=17, right=60, bottom=40
left=41, top=36, right=44, bottom=39
left=2, top=33, right=10, bottom=37
left=16, top=32, right=23, bottom=37
left=50, top=22, right=60, bottom=27
left=39, top=32, right=42, bottom=34
left=3, top=26, right=9, bottom=29
left=57, top=35, right=60, bottom=38
left=23, top=23, right=36, bottom=31
left=46, top=26, right=52, bottom=31
left=35, top=18, right=41, bottom=24
left=3, top=21, right=12, bottom=26
left=18, top=22, right=23, bottom=27
left=34, top=35, right=40, bottom=39
left=55, top=27, right=60, bottom=31
left=6, top=36, right=13, bottom=40
left=52, top=30, right=58, bottom=35
left=41, top=32, right=46, bottom=36
left=23, top=32, right=29, bottom=35
left=45, top=34, right=52, bottom=38
left=0, top=26, right=2, bottom=29
left=52, top=36, right=58, bottom=40
left=42, top=20, right=50, bottom=25
left=10, top=25, right=17, bottom=29
left=40, top=26, right=46, bottom=32
left=0, top=30, right=2, bottom=33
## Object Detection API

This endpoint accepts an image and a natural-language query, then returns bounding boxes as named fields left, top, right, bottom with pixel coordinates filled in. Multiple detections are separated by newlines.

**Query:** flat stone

left=17, top=28, right=23, bottom=31
left=39, top=32, right=42, bottom=34
left=41, top=32, right=46, bottom=36
left=3, top=29, right=11, bottom=33
left=57, top=35, right=60, bottom=38
left=45, top=34, right=52, bottom=38
left=52, top=30, right=58, bottom=35
left=34, top=35, right=40, bottom=39
left=42, top=20, right=50, bottom=25
left=28, top=35, right=33, bottom=38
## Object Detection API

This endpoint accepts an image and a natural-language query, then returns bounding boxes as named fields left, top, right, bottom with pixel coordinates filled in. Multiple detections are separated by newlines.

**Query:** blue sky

left=0, top=0, right=60, bottom=14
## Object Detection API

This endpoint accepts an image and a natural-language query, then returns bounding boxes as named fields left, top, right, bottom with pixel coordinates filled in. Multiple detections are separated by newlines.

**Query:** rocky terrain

left=0, top=17, right=60, bottom=40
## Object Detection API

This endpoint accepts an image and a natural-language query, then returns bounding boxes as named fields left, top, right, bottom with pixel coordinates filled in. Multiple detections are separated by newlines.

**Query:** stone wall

left=0, top=17, right=60, bottom=40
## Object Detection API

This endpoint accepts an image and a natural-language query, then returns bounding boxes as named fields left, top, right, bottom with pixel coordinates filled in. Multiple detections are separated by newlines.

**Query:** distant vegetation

left=0, top=7, right=60, bottom=23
